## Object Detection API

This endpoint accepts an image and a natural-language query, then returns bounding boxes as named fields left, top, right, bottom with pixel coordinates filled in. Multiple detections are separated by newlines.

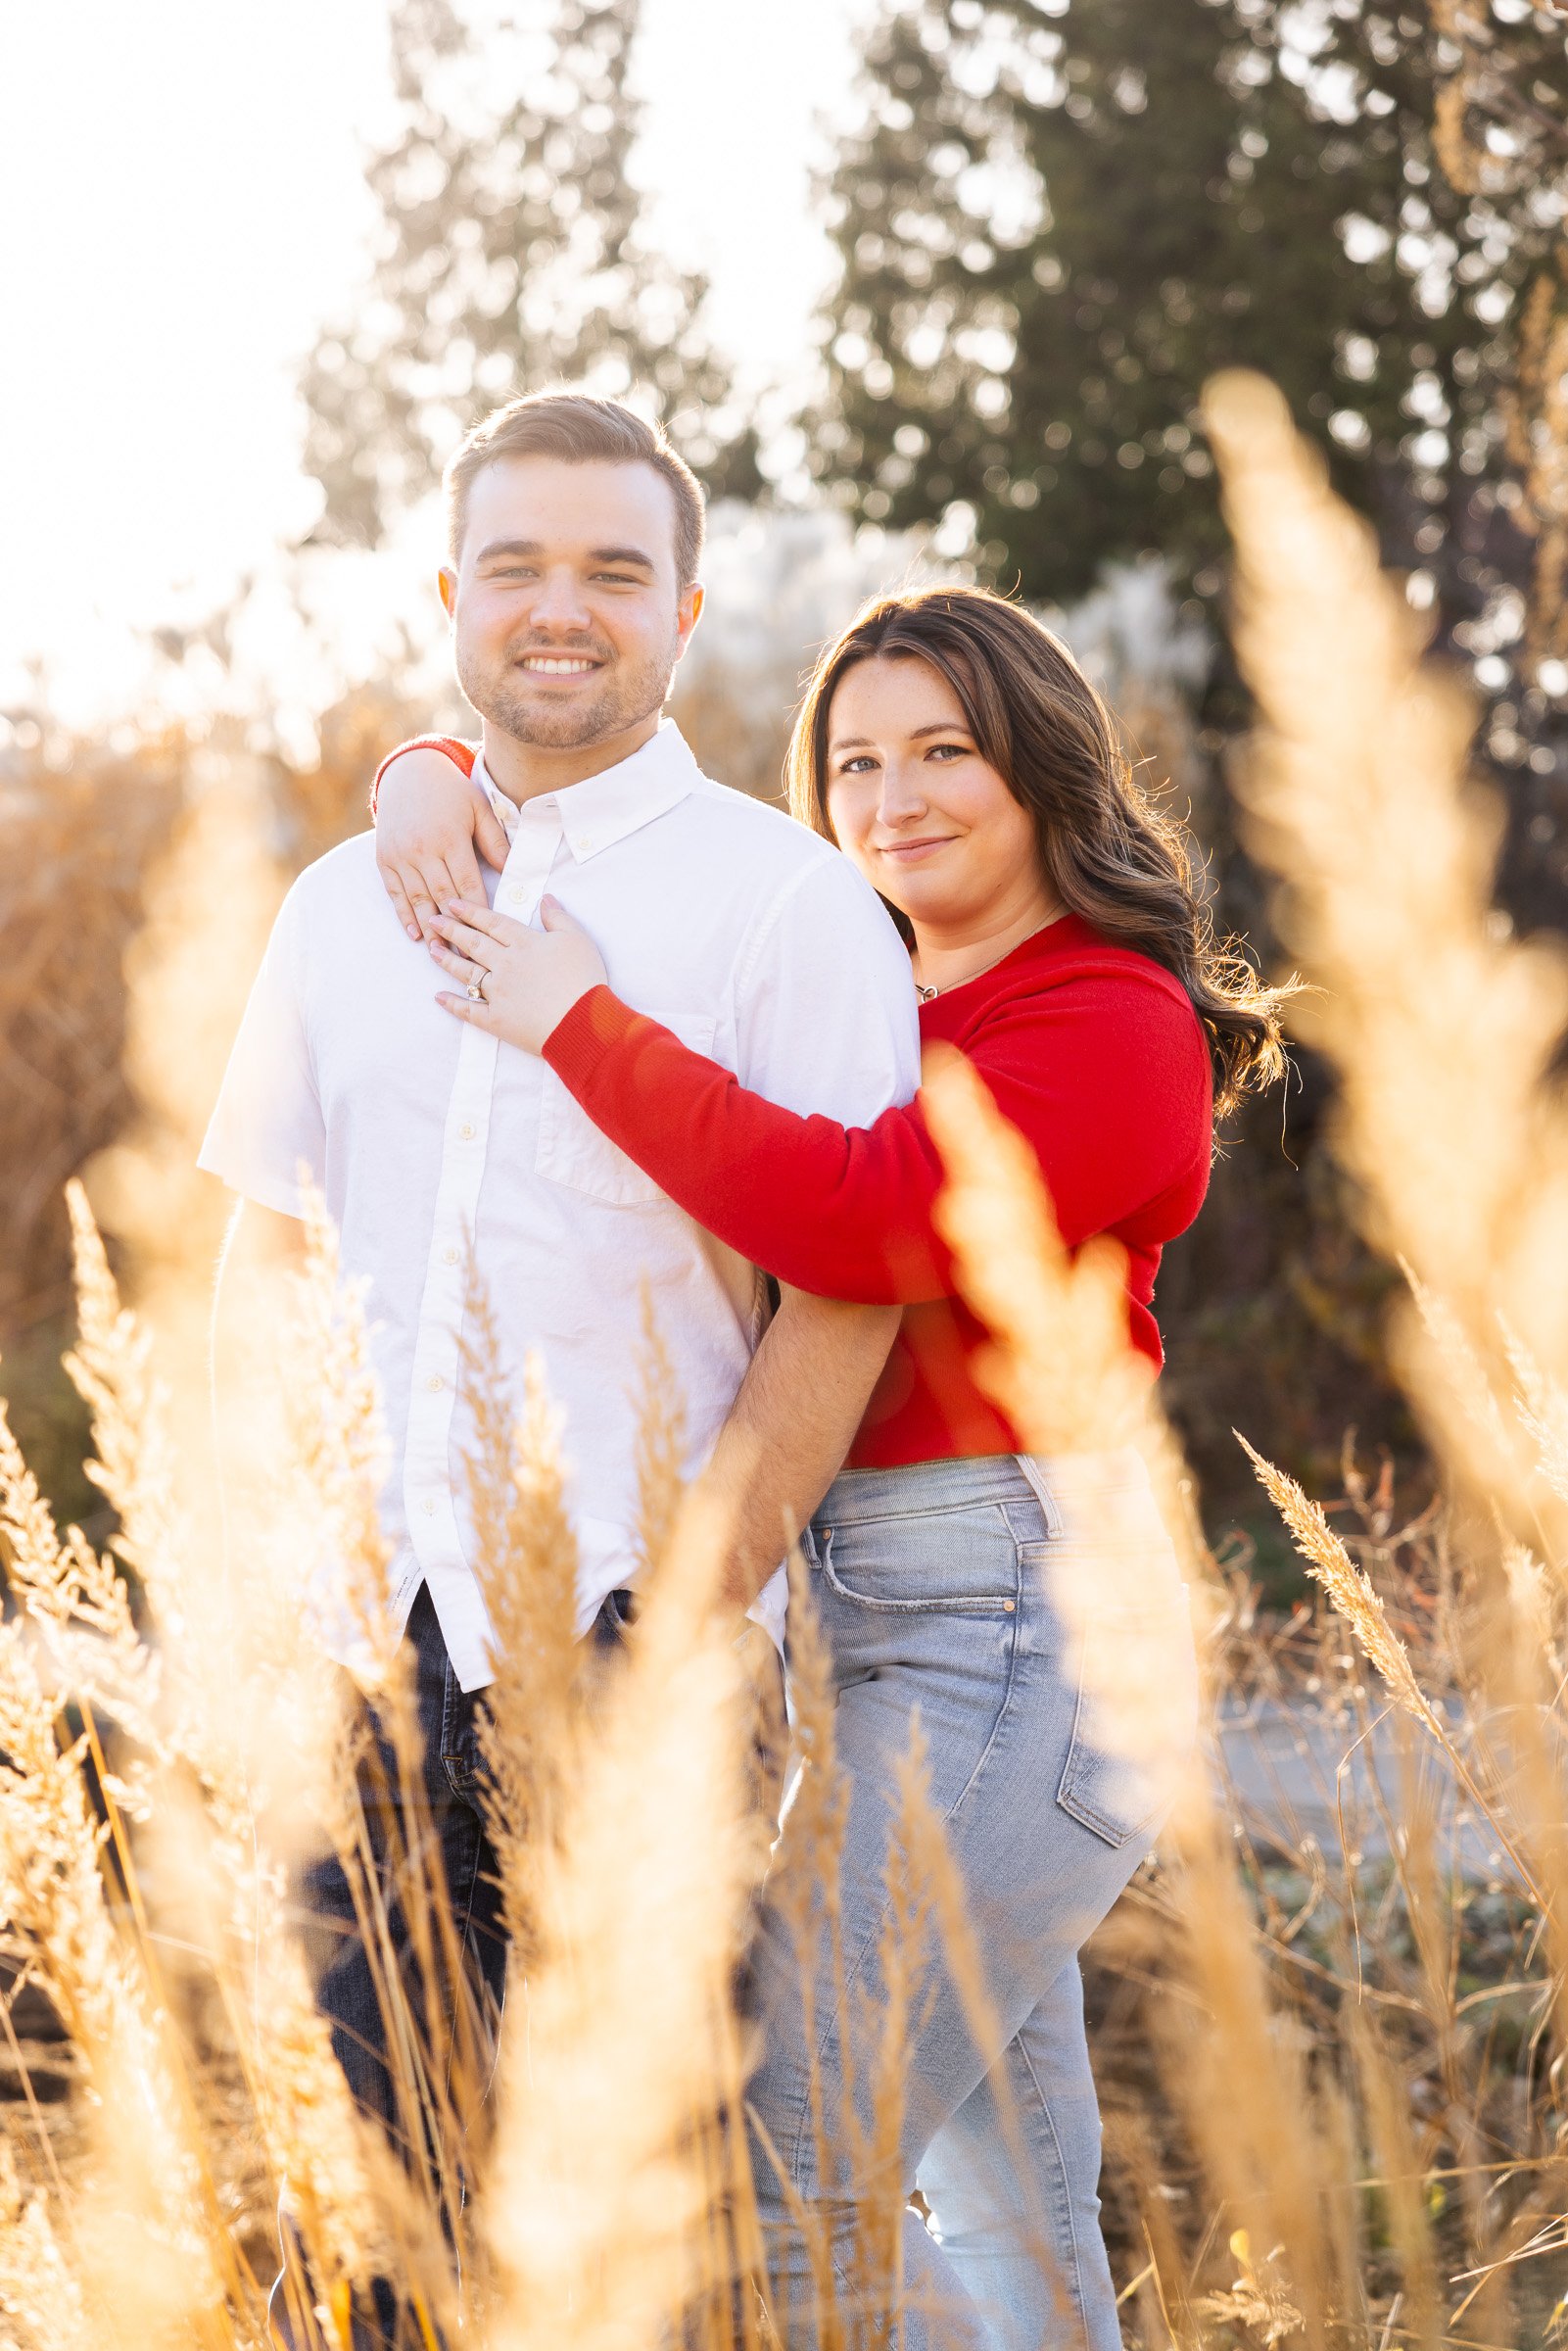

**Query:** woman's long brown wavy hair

left=785, top=586, right=1288, bottom=1118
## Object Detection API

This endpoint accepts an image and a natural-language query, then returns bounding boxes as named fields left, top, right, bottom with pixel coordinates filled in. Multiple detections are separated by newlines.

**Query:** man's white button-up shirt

left=200, top=722, right=921, bottom=1688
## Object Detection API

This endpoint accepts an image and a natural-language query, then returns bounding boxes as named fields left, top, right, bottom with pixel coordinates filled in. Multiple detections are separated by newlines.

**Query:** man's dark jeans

left=306, top=1584, right=507, bottom=2150
left=272, top=1581, right=634, bottom=2348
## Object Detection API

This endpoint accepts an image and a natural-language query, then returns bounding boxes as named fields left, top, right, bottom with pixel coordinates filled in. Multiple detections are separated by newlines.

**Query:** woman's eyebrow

left=830, top=722, right=969, bottom=752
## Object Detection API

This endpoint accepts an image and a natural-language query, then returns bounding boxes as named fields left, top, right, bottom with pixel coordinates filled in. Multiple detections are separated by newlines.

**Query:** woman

left=372, top=589, right=1284, bottom=2348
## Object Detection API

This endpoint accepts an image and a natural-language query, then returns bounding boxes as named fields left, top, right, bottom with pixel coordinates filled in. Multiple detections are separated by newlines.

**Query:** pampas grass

left=1195, top=367, right=1568, bottom=2343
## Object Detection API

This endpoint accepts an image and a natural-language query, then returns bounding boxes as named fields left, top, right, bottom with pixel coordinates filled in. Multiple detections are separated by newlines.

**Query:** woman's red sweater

left=544, top=917, right=1213, bottom=1472
left=369, top=737, right=1214, bottom=1469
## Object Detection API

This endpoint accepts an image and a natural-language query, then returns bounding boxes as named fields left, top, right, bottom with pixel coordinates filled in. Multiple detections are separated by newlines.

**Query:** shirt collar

left=474, top=720, right=699, bottom=862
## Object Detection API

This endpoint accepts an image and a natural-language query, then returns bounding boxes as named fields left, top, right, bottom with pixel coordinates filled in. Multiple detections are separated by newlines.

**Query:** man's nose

left=528, top=567, right=594, bottom=634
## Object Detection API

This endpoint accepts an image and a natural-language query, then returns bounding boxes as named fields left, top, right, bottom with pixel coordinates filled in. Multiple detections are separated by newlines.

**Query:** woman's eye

left=838, top=755, right=878, bottom=776
left=927, top=742, right=968, bottom=761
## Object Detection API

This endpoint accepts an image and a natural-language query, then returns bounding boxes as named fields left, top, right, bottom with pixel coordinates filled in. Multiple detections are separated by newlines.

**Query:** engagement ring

left=467, top=973, right=488, bottom=1003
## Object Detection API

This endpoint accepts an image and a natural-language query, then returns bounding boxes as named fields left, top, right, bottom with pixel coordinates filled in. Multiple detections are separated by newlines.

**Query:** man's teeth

left=523, top=656, right=598, bottom=675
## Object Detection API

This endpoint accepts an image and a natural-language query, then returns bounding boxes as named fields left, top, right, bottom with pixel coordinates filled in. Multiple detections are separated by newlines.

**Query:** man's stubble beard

left=456, top=630, right=679, bottom=752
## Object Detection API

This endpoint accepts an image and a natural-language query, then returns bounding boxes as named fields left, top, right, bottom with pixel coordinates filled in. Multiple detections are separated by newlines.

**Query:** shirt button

left=506, top=886, right=527, bottom=905
left=427, top=1373, right=444, bottom=1392
left=422, top=1498, right=437, bottom=1517
left=458, top=1122, right=475, bottom=1140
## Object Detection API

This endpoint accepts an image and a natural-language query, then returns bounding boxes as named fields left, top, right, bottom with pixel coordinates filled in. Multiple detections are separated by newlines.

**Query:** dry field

left=3, top=377, right=1568, bottom=2347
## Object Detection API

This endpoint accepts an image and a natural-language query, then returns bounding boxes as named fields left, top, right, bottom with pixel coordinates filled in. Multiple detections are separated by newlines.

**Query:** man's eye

left=594, top=572, right=641, bottom=587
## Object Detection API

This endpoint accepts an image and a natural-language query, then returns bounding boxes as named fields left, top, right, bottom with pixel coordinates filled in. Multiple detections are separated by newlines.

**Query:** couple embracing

left=203, top=390, right=1284, bottom=2348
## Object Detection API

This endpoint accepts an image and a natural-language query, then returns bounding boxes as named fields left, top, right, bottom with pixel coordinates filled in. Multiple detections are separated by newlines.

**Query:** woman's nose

left=878, top=762, right=928, bottom=825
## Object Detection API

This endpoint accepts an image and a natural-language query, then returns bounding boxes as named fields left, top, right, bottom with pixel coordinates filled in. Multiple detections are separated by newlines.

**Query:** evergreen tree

left=814, top=0, right=1568, bottom=1511
left=302, top=0, right=757, bottom=548
left=813, top=0, right=1566, bottom=626
left=1429, top=0, right=1568, bottom=663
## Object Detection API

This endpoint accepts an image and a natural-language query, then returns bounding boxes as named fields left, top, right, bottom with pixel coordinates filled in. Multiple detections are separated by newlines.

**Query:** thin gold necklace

left=914, top=912, right=1064, bottom=1003
left=914, top=945, right=1014, bottom=1003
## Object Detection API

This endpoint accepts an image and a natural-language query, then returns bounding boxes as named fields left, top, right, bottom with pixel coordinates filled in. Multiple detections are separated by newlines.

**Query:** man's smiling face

left=440, top=455, right=702, bottom=752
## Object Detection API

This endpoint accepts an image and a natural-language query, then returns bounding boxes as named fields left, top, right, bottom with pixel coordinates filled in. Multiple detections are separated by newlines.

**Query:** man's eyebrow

left=472, top=538, right=657, bottom=569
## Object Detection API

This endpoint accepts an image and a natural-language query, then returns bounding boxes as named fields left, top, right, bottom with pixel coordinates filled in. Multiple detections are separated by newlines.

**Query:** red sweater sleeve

left=368, top=734, right=477, bottom=816
left=543, top=971, right=1212, bottom=1304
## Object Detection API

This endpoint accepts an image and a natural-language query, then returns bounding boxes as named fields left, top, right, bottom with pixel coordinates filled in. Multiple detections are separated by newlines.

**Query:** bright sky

left=0, top=0, right=868, bottom=721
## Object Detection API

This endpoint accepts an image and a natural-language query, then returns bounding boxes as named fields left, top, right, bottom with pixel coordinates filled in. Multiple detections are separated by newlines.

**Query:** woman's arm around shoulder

left=544, top=988, right=948, bottom=1303
left=371, top=735, right=508, bottom=938
left=543, top=959, right=1214, bottom=1299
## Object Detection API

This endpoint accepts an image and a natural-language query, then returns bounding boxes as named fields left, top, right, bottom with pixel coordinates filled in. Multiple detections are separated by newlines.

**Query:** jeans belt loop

left=1015, top=1454, right=1064, bottom=1538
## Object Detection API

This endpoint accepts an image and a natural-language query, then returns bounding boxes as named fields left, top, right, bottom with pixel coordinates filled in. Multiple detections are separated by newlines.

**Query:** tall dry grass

left=0, top=1170, right=772, bottom=2347
left=2, top=371, right=1568, bottom=2348
left=0, top=727, right=186, bottom=1339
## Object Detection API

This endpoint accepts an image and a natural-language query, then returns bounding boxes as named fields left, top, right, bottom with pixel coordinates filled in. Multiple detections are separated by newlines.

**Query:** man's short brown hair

left=443, top=391, right=706, bottom=587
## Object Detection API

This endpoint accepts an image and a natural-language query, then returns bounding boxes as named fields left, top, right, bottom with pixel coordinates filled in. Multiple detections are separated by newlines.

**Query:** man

left=200, top=392, right=919, bottom=2343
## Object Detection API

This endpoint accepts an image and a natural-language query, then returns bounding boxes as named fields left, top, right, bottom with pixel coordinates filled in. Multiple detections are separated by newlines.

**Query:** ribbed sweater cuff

left=367, top=734, right=477, bottom=816
left=541, top=985, right=641, bottom=1094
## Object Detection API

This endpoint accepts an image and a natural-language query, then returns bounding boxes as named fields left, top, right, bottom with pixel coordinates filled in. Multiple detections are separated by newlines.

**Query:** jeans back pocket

left=1055, top=1583, right=1199, bottom=1849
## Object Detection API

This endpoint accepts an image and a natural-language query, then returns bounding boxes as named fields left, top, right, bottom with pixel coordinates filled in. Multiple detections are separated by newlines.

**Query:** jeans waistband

left=819, top=1456, right=1038, bottom=1524
left=817, top=1447, right=1154, bottom=1528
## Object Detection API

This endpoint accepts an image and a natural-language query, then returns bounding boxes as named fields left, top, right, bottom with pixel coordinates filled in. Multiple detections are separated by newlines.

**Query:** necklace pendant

left=915, top=981, right=939, bottom=1003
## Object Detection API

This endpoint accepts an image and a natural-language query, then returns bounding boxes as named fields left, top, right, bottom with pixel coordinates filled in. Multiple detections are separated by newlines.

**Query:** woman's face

left=824, top=655, right=1048, bottom=938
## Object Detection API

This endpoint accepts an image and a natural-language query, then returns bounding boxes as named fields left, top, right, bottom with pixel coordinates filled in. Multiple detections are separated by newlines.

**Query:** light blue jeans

left=745, top=1451, right=1198, bottom=2350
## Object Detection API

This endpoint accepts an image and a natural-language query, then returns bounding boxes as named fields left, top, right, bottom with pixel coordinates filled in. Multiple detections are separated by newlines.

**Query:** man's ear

left=438, top=566, right=458, bottom=619
left=673, top=580, right=704, bottom=661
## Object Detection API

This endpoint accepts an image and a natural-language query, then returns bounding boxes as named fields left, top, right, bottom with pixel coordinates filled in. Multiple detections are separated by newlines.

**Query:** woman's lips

left=879, top=836, right=958, bottom=862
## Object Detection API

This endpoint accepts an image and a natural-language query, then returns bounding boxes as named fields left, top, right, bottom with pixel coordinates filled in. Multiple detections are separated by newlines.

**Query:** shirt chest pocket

left=535, top=1010, right=718, bottom=1208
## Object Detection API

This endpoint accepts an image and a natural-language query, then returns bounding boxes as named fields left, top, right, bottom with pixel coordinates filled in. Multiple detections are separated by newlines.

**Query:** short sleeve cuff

left=195, top=1147, right=310, bottom=1223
